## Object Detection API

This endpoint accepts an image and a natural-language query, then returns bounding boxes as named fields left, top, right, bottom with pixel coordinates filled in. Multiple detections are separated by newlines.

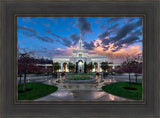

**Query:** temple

left=52, top=33, right=107, bottom=72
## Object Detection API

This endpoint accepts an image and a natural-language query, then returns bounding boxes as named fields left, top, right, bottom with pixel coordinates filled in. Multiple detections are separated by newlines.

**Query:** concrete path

left=35, top=89, right=133, bottom=101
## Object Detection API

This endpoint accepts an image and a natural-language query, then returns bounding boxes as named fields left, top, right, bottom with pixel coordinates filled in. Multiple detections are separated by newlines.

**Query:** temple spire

left=80, top=30, right=82, bottom=41
left=79, top=31, right=83, bottom=50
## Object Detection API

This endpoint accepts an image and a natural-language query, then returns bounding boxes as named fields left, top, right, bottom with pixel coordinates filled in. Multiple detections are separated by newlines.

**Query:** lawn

left=102, top=82, right=142, bottom=100
left=67, top=76, right=93, bottom=80
left=18, top=83, right=58, bottom=100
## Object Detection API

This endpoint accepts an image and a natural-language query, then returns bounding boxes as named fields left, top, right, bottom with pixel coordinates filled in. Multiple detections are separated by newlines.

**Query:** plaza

left=18, top=73, right=142, bottom=101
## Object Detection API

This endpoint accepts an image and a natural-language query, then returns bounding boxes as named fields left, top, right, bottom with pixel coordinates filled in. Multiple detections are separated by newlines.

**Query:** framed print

left=1, top=0, right=160, bottom=118
left=16, top=15, right=144, bottom=104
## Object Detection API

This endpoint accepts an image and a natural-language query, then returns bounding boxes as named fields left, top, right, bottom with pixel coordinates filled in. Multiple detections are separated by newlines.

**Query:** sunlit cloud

left=88, top=38, right=142, bottom=63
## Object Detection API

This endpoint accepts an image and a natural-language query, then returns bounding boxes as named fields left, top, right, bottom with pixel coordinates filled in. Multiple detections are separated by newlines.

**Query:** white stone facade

left=52, top=36, right=107, bottom=72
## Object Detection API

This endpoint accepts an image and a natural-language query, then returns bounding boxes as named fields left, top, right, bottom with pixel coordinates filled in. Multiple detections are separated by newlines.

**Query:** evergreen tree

left=67, top=62, right=75, bottom=72
left=86, top=62, right=94, bottom=72
left=52, top=62, right=60, bottom=72
left=84, top=62, right=87, bottom=73
left=76, top=62, right=78, bottom=73
left=101, top=62, right=109, bottom=72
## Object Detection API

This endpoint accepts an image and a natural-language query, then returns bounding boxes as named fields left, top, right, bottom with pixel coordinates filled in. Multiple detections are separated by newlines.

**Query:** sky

left=18, top=17, right=143, bottom=63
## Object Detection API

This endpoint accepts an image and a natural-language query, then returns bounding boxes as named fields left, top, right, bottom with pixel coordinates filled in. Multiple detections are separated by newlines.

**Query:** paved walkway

left=35, top=78, right=134, bottom=101
left=35, top=89, right=133, bottom=101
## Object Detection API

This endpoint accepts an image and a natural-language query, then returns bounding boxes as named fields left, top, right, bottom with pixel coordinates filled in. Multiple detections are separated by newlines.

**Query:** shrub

left=67, top=76, right=93, bottom=80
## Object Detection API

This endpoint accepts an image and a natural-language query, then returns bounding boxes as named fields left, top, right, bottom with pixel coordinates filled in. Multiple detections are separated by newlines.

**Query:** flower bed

left=67, top=72, right=94, bottom=75
left=65, top=76, right=96, bottom=83
left=67, top=76, right=93, bottom=80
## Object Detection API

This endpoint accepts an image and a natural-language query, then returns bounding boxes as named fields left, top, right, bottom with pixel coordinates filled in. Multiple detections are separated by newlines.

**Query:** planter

left=64, top=78, right=96, bottom=83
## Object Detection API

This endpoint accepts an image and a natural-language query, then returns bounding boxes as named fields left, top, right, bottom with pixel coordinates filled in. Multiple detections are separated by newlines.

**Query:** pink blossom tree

left=18, top=52, right=39, bottom=91
left=132, top=54, right=143, bottom=83
left=121, top=56, right=135, bottom=88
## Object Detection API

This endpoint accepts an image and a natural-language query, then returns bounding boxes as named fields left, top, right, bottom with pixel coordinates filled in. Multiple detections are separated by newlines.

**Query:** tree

left=114, top=67, right=124, bottom=74
left=67, top=62, right=75, bottom=72
left=52, top=62, right=60, bottom=72
left=46, top=67, right=53, bottom=74
left=18, top=52, right=39, bottom=91
left=84, top=62, right=87, bottom=73
left=132, top=54, right=143, bottom=83
left=121, top=56, right=135, bottom=88
left=76, top=62, right=78, bottom=73
left=86, top=62, right=94, bottom=72
left=100, top=62, right=109, bottom=72
left=18, top=63, right=23, bottom=85
left=40, top=67, right=53, bottom=75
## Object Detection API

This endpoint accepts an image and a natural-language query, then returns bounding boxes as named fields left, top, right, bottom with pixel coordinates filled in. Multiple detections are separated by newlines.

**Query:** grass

left=18, top=83, right=58, bottom=100
left=67, top=76, right=93, bottom=80
left=102, top=82, right=142, bottom=100
left=68, top=72, right=94, bottom=75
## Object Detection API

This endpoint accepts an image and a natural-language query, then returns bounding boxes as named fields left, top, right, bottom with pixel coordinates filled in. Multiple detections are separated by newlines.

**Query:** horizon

left=18, top=17, right=143, bottom=63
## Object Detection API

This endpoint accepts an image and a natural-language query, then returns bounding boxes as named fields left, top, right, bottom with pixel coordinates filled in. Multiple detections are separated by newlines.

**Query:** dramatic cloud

left=99, top=19, right=142, bottom=51
left=44, top=29, right=72, bottom=47
left=108, top=23, right=119, bottom=32
left=62, top=37, right=72, bottom=47
left=98, top=30, right=110, bottom=40
left=88, top=38, right=142, bottom=63
left=18, top=26, right=53, bottom=43
left=106, top=18, right=121, bottom=23
left=54, top=46, right=77, bottom=56
left=36, top=35, right=53, bottom=43
left=75, top=18, right=93, bottom=36
left=133, top=29, right=142, bottom=36
left=22, top=32, right=34, bottom=37
left=83, top=41, right=95, bottom=50
left=112, top=35, right=139, bottom=52
left=18, top=26, right=37, bottom=35
left=69, top=33, right=80, bottom=45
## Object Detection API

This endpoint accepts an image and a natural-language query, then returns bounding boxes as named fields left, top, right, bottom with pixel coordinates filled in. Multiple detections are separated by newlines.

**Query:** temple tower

left=78, top=31, right=83, bottom=50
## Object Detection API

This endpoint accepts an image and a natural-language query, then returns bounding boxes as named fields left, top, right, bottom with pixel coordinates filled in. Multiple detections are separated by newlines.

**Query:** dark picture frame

left=1, top=0, right=159, bottom=117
